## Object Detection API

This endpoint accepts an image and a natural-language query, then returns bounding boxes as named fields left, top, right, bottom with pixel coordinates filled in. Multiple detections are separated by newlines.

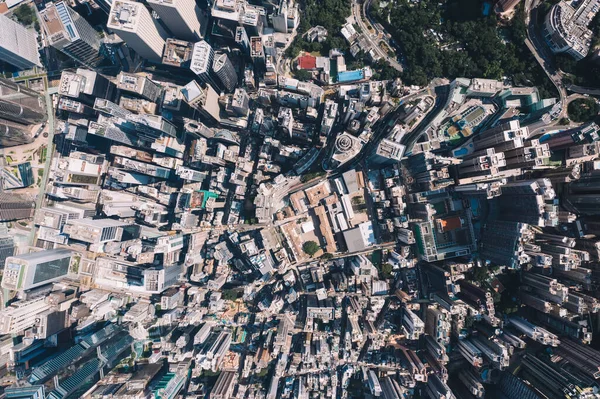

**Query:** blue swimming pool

left=338, top=70, right=364, bottom=83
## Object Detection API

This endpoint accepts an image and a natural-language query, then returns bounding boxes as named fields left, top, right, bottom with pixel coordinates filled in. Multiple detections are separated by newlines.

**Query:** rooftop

left=108, top=0, right=143, bottom=31
left=190, top=41, right=212, bottom=75
left=162, top=39, right=193, bottom=67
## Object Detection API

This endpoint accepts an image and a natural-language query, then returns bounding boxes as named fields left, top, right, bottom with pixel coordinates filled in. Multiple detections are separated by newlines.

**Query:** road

left=523, top=0, right=570, bottom=119
left=352, top=0, right=403, bottom=72
left=276, top=25, right=299, bottom=77
left=566, top=84, right=600, bottom=96
left=402, top=85, right=450, bottom=153
left=29, top=77, right=56, bottom=245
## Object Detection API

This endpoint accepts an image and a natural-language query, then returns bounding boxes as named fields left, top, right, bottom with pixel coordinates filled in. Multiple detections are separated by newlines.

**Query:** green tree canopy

left=568, top=98, right=600, bottom=123
left=13, top=4, right=37, bottom=26
left=303, top=241, right=321, bottom=256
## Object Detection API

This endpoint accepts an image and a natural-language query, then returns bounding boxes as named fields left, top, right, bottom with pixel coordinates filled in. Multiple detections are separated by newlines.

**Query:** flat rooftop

left=116, top=72, right=146, bottom=92
left=162, top=38, right=193, bottom=67
left=108, top=0, right=143, bottom=31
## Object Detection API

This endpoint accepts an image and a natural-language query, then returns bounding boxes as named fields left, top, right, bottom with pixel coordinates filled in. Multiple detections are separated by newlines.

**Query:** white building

left=107, top=0, right=168, bottom=61
left=0, top=297, right=51, bottom=335
left=542, top=0, right=600, bottom=60
left=0, top=13, right=41, bottom=69
left=146, top=0, right=206, bottom=41
left=2, top=249, right=73, bottom=291
left=190, top=41, right=220, bottom=92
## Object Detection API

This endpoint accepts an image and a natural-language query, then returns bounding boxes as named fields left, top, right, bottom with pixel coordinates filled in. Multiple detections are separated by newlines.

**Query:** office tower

left=0, top=192, right=35, bottom=221
left=5, top=386, right=46, bottom=399
left=226, top=87, right=249, bottom=116
left=2, top=249, right=73, bottom=291
left=479, top=220, right=528, bottom=269
left=235, top=27, right=250, bottom=55
left=39, top=2, right=104, bottom=67
left=565, top=174, right=600, bottom=215
left=146, top=0, right=206, bottom=41
left=211, top=371, right=237, bottom=399
left=63, top=218, right=140, bottom=244
left=213, top=52, right=238, bottom=93
left=190, top=41, right=221, bottom=91
left=211, top=0, right=265, bottom=38
left=250, top=36, right=265, bottom=69
left=0, top=78, right=46, bottom=132
left=58, top=69, right=117, bottom=103
left=107, top=0, right=168, bottom=62
left=370, top=139, right=406, bottom=167
left=400, top=304, right=425, bottom=340
left=0, top=296, right=51, bottom=334
left=0, top=95, right=46, bottom=127
left=181, top=80, right=221, bottom=125
left=0, top=13, right=41, bottom=69
left=0, top=235, right=15, bottom=269
left=116, top=72, right=163, bottom=102
left=197, top=330, right=232, bottom=371
left=273, top=0, right=299, bottom=33
left=162, top=38, right=194, bottom=68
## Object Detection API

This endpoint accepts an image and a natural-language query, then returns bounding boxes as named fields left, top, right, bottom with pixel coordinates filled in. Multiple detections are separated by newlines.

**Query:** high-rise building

left=2, top=249, right=73, bottom=291
left=58, top=69, right=117, bottom=104
left=5, top=386, right=46, bottom=399
left=107, top=0, right=168, bottom=62
left=39, top=2, right=104, bottom=67
left=226, top=87, right=249, bottom=116
left=116, top=72, right=163, bottom=102
left=190, top=41, right=220, bottom=91
left=146, top=0, right=207, bottom=41
left=235, top=27, right=250, bottom=55
left=181, top=80, right=221, bottom=125
left=0, top=78, right=46, bottom=127
left=213, top=52, right=238, bottom=93
left=0, top=192, right=35, bottom=221
left=0, top=13, right=41, bottom=70
left=0, top=296, right=51, bottom=335
left=0, top=235, right=15, bottom=269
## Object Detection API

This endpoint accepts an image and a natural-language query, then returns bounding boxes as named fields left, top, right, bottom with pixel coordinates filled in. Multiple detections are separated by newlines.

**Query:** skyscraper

left=181, top=80, right=221, bottom=125
left=146, top=0, right=207, bottom=41
left=116, top=72, right=163, bottom=102
left=0, top=13, right=41, bottom=70
left=107, top=0, right=168, bottom=62
left=190, top=41, right=220, bottom=92
left=0, top=78, right=46, bottom=147
left=0, top=192, right=35, bottom=221
left=213, top=52, right=238, bottom=93
left=0, top=235, right=15, bottom=269
left=39, top=2, right=105, bottom=68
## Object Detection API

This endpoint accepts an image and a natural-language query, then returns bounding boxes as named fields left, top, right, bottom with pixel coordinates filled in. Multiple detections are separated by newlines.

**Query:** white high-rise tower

left=107, top=0, right=168, bottom=62
left=0, top=13, right=41, bottom=69
left=146, top=0, right=206, bottom=41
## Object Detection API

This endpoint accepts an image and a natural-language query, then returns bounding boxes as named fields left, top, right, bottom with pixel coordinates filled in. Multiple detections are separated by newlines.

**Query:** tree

left=568, top=98, right=600, bottom=122
left=472, top=266, right=489, bottom=283
left=13, top=4, right=36, bottom=26
left=381, top=263, right=393, bottom=277
left=303, top=241, right=320, bottom=256
left=295, top=69, right=313, bottom=81
left=321, top=252, right=334, bottom=260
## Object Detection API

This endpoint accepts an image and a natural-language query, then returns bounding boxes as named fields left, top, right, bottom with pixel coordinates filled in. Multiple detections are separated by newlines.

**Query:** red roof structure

left=297, top=55, right=317, bottom=70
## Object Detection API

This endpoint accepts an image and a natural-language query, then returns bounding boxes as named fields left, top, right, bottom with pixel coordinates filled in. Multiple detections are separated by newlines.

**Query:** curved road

left=352, top=0, right=403, bottom=72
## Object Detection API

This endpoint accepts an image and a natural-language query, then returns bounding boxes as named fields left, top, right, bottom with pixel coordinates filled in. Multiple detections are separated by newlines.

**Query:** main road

left=29, top=76, right=57, bottom=245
